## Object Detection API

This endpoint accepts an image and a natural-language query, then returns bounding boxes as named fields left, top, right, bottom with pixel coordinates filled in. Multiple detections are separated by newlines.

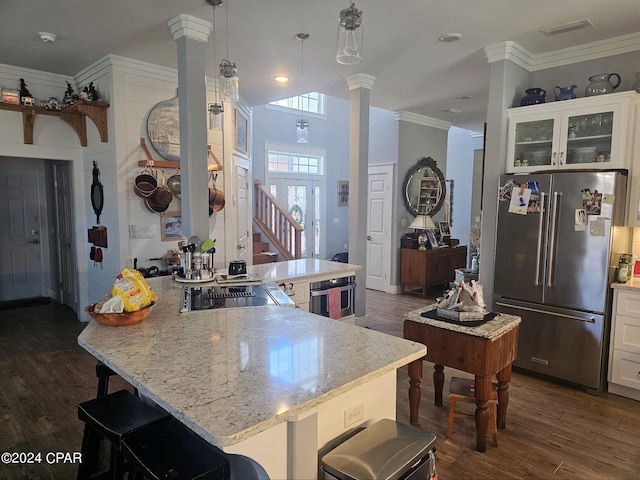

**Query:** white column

left=168, top=15, right=212, bottom=241
left=346, top=74, right=375, bottom=317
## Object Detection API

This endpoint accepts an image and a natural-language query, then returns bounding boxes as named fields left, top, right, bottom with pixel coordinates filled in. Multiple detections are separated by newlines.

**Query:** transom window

left=269, top=92, right=326, bottom=115
left=267, top=150, right=324, bottom=175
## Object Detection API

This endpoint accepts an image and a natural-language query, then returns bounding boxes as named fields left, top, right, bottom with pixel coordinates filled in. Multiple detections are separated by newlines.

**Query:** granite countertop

left=247, top=258, right=361, bottom=283
left=611, top=278, right=640, bottom=291
left=78, top=274, right=424, bottom=449
left=405, top=304, right=521, bottom=340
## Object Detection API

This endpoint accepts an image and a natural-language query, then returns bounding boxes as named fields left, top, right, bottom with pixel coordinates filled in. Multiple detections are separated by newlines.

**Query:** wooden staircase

left=253, top=232, right=278, bottom=265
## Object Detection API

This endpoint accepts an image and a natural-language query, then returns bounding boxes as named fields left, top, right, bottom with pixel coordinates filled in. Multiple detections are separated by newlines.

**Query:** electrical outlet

left=128, top=225, right=138, bottom=239
left=343, top=243, right=347, bottom=249
left=344, top=402, right=364, bottom=427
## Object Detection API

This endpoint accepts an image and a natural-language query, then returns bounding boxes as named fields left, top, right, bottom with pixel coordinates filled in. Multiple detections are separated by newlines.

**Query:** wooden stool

left=446, top=376, right=498, bottom=447
left=77, top=389, right=171, bottom=480
left=121, top=417, right=230, bottom=480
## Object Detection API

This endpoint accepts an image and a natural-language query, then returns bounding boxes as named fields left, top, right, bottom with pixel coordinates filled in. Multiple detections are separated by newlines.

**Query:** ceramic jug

left=585, top=73, right=621, bottom=96
left=554, top=85, right=577, bottom=101
left=520, top=88, right=546, bottom=106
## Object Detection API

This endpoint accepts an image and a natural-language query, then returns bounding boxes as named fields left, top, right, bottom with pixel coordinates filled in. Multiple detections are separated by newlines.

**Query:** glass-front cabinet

left=506, top=91, right=638, bottom=173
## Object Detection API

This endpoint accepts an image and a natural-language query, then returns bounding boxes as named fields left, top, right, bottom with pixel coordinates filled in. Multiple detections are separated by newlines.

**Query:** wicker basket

left=85, top=302, right=154, bottom=327
left=436, top=307, right=484, bottom=322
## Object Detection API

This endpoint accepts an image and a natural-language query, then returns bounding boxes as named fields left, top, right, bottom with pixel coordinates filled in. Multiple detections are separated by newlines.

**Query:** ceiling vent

left=539, top=19, right=593, bottom=36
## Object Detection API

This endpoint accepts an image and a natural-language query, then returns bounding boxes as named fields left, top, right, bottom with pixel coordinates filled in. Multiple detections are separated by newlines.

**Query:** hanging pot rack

left=137, top=137, right=222, bottom=172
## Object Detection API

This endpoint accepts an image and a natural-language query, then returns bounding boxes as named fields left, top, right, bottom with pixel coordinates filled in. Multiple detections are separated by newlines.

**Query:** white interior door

left=366, top=164, right=393, bottom=292
left=0, top=169, right=44, bottom=300
left=54, top=162, right=77, bottom=311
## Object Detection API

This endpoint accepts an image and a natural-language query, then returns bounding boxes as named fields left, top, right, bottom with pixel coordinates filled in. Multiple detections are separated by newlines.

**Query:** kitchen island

left=78, top=275, right=425, bottom=479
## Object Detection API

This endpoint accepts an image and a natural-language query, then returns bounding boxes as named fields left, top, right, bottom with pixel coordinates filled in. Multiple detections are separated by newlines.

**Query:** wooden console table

left=403, top=305, right=520, bottom=452
left=400, top=245, right=467, bottom=297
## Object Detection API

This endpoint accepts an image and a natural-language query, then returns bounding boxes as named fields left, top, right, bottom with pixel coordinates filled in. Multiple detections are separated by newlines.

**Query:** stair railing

left=254, top=180, right=303, bottom=260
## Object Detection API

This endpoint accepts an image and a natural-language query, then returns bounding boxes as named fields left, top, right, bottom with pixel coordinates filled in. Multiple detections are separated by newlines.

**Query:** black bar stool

left=122, top=417, right=231, bottom=480
left=77, top=389, right=171, bottom=480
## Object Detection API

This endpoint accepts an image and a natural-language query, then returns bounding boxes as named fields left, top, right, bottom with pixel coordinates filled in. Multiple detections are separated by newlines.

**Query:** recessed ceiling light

left=38, top=32, right=57, bottom=43
left=438, top=33, right=462, bottom=43
left=274, top=75, right=289, bottom=84
left=440, top=108, right=462, bottom=114
left=456, top=94, right=473, bottom=100
left=540, top=19, right=592, bottom=36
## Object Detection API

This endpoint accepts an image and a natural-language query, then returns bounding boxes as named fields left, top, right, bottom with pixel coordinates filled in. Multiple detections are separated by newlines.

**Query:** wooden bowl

left=85, top=302, right=155, bottom=327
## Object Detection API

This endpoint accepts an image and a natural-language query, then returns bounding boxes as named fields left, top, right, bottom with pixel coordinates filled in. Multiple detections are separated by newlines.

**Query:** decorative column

left=168, top=15, right=212, bottom=241
left=346, top=73, right=375, bottom=317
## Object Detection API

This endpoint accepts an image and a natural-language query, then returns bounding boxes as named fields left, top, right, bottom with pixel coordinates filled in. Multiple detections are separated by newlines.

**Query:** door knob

left=366, top=235, right=372, bottom=240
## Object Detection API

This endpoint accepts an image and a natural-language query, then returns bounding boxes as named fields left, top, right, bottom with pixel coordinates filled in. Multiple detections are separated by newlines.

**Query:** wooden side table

left=400, top=246, right=467, bottom=297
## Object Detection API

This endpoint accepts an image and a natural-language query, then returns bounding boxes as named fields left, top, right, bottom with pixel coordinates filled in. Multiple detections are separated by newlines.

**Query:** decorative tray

left=421, top=309, right=498, bottom=327
left=436, top=307, right=485, bottom=321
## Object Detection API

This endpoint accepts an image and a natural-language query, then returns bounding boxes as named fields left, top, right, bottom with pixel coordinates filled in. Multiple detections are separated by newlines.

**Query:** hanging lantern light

left=295, top=33, right=309, bottom=144
left=206, top=0, right=224, bottom=130
left=336, top=2, right=363, bottom=65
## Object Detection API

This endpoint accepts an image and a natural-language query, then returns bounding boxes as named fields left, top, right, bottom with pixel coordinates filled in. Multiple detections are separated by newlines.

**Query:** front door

left=0, top=169, right=44, bottom=300
left=269, top=177, right=323, bottom=258
left=366, top=164, right=392, bottom=291
left=54, top=162, right=77, bottom=311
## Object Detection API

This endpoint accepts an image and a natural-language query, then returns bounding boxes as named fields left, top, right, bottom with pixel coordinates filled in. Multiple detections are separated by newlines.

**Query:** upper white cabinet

left=506, top=91, right=639, bottom=174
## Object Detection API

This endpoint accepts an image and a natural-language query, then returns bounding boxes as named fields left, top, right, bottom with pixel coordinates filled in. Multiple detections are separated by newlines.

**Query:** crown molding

left=485, top=32, right=640, bottom=71
left=395, top=111, right=451, bottom=130
left=168, top=14, right=212, bottom=43
left=346, top=73, right=376, bottom=91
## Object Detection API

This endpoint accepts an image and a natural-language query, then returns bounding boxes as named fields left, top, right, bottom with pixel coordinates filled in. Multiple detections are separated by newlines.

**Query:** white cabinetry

left=506, top=91, right=638, bottom=174
left=278, top=280, right=310, bottom=312
left=608, top=288, right=640, bottom=401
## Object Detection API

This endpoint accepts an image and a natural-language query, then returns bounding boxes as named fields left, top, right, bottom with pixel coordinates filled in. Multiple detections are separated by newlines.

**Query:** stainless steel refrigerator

left=492, top=170, right=627, bottom=393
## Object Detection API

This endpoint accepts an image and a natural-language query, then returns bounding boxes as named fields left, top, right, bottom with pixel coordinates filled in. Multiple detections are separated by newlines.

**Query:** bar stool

left=121, top=417, right=231, bottom=480
left=446, top=376, right=498, bottom=447
left=77, top=389, right=171, bottom=480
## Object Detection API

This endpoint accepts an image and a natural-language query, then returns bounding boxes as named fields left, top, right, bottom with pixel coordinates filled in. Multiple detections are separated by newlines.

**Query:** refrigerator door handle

left=547, top=191, right=561, bottom=287
left=534, top=192, right=547, bottom=286
left=494, top=302, right=596, bottom=323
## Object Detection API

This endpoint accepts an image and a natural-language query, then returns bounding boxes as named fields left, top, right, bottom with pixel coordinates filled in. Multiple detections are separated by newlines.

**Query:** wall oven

left=309, top=276, right=356, bottom=319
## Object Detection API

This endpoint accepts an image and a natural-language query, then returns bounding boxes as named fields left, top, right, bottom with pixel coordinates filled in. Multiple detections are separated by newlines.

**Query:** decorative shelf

left=0, top=99, right=109, bottom=146
left=137, top=138, right=222, bottom=171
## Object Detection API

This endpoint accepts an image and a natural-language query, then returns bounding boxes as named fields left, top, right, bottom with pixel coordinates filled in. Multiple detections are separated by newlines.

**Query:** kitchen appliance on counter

left=493, top=170, right=627, bottom=393
left=310, top=276, right=356, bottom=319
left=180, top=281, right=294, bottom=312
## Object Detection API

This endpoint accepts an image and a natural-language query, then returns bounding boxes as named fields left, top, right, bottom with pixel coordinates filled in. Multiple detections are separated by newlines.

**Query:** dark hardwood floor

left=0, top=291, right=639, bottom=479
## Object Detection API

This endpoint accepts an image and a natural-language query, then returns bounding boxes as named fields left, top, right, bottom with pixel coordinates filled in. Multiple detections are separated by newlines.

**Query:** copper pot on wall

left=208, top=186, right=225, bottom=215
left=134, top=171, right=157, bottom=198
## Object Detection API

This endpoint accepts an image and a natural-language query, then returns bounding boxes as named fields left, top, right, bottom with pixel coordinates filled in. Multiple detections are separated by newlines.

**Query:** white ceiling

left=2, top=0, right=639, bottom=133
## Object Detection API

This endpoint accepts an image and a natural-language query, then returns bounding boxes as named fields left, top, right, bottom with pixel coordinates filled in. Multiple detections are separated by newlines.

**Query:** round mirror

left=402, top=157, right=446, bottom=217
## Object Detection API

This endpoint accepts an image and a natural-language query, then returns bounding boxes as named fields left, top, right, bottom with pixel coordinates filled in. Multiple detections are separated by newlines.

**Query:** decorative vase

left=554, top=85, right=577, bottom=101
left=520, top=88, right=546, bottom=106
left=585, top=73, right=621, bottom=96
left=632, top=73, right=640, bottom=93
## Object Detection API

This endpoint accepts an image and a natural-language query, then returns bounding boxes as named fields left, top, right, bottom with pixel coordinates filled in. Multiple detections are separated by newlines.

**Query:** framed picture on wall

left=161, top=212, right=182, bottom=241
left=234, top=109, right=248, bottom=155
left=337, top=180, right=349, bottom=206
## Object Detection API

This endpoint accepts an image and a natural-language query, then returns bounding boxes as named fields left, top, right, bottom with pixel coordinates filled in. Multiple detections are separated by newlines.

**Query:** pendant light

left=336, top=2, right=363, bottom=65
left=295, top=33, right=309, bottom=144
left=219, top=0, right=239, bottom=102
left=207, top=0, right=224, bottom=130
